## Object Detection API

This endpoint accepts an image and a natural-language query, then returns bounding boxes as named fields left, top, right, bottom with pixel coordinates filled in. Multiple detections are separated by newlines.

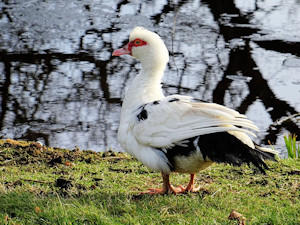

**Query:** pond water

left=0, top=0, right=299, bottom=155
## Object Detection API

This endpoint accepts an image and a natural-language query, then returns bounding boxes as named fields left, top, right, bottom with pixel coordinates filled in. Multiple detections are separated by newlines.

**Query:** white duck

left=112, top=27, right=277, bottom=194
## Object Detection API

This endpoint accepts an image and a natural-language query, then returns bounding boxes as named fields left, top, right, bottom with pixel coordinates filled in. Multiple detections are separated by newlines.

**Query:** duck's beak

left=112, top=43, right=131, bottom=56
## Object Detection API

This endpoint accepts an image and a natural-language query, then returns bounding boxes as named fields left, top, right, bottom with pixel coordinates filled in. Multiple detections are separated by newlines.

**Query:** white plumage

left=113, top=27, right=277, bottom=194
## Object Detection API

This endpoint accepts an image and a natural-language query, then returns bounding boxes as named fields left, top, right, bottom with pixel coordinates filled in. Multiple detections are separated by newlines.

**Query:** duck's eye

left=133, top=38, right=146, bottom=47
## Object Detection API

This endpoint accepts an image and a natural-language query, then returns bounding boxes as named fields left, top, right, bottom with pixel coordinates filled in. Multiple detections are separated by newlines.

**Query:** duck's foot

left=140, top=185, right=185, bottom=195
left=184, top=185, right=201, bottom=193
left=183, top=174, right=200, bottom=193
left=140, top=173, right=201, bottom=195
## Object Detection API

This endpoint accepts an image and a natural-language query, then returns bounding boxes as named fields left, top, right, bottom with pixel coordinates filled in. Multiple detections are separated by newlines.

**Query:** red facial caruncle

left=112, top=38, right=147, bottom=56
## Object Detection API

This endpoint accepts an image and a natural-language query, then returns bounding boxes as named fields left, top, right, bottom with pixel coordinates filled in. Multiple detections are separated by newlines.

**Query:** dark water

left=0, top=0, right=299, bottom=155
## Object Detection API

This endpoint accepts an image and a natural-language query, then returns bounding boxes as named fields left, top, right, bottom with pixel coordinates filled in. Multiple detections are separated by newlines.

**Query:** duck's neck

left=121, top=65, right=165, bottom=117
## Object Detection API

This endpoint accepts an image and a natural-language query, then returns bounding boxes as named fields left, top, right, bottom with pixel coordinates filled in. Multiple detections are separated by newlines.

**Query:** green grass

left=0, top=139, right=300, bottom=224
left=284, top=133, right=300, bottom=159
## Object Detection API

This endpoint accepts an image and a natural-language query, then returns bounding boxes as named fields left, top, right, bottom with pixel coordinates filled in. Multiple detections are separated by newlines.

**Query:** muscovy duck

left=112, top=27, right=277, bottom=194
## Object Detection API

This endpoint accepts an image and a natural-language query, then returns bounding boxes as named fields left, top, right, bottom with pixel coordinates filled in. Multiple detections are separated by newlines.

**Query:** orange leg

left=184, top=174, right=200, bottom=192
left=141, top=172, right=184, bottom=195
left=141, top=173, right=200, bottom=195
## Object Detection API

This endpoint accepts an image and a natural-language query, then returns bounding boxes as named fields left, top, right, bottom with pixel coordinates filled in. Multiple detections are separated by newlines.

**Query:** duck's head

left=112, top=27, right=169, bottom=71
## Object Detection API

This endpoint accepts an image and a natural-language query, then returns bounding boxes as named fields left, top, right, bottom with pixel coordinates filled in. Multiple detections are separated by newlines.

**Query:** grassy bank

left=0, top=139, right=299, bottom=224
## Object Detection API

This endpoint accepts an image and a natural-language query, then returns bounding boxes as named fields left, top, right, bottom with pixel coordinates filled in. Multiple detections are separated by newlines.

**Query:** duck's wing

left=132, top=95, right=258, bottom=149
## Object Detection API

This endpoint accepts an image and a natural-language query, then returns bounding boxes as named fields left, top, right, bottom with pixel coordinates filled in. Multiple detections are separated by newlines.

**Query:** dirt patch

left=288, top=169, right=300, bottom=175
left=56, top=178, right=73, bottom=190
left=0, top=139, right=126, bottom=166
